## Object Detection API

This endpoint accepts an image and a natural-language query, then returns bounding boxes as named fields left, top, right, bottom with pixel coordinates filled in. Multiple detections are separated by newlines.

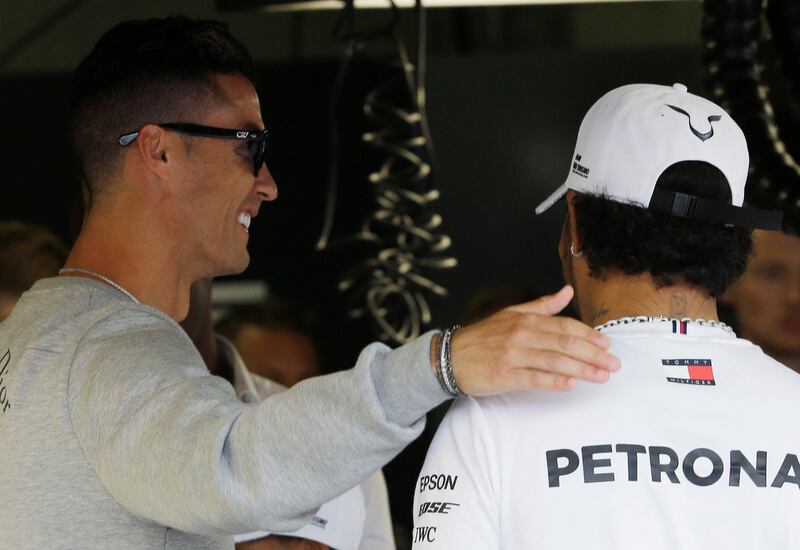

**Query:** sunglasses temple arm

left=118, top=132, right=139, bottom=146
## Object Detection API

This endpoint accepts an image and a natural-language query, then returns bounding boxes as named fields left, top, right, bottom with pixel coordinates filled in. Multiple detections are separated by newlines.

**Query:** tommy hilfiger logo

left=666, top=105, right=722, bottom=142
left=671, top=320, right=689, bottom=334
left=662, top=358, right=715, bottom=386
left=572, top=154, right=590, bottom=178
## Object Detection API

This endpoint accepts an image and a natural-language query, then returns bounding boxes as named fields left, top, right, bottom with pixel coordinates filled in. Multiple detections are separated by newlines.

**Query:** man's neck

left=578, top=273, right=718, bottom=327
left=64, top=206, right=196, bottom=321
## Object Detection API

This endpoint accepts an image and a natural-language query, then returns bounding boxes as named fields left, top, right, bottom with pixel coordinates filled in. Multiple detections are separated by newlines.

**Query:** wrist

left=430, top=331, right=442, bottom=382
left=431, top=326, right=464, bottom=398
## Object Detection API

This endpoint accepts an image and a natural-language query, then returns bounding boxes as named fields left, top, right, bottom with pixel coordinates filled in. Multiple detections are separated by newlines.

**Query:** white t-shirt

left=413, top=320, right=800, bottom=549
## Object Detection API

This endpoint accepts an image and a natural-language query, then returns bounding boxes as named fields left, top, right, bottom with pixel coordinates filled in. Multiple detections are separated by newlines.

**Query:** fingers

left=510, top=285, right=574, bottom=316
left=509, top=369, right=576, bottom=392
left=518, top=331, right=620, bottom=373
left=512, top=348, right=614, bottom=384
left=507, top=286, right=613, bottom=348
left=529, top=313, right=612, bottom=350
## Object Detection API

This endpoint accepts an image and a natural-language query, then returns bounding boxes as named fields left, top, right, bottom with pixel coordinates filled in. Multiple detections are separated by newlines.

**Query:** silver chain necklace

left=595, top=315, right=735, bottom=336
left=58, top=268, right=140, bottom=304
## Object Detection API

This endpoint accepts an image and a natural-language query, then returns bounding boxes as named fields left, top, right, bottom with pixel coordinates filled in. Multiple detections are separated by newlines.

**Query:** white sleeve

left=358, top=471, right=396, bottom=550
left=412, top=398, right=500, bottom=549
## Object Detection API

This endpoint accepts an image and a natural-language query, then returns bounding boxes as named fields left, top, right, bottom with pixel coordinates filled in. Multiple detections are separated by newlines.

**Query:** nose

left=254, top=162, right=278, bottom=202
left=788, top=275, right=800, bottom=305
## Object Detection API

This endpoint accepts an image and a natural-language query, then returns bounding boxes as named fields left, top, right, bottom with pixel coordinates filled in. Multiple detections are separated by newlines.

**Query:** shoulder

left=743, top=345, right=800, bottom=387
left=73, top=304, right=206, bottom=379
left=81, top=304, right=183, bottom=340
left=427, top=396, right=505, bottom=465
left=81, top=304, right=191, bottom=352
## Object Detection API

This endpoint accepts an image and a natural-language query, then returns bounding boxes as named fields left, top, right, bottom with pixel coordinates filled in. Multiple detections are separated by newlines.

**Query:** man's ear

left=134, top=124, right=172, bottom=180
left=565, top=190, right=582, bottom=253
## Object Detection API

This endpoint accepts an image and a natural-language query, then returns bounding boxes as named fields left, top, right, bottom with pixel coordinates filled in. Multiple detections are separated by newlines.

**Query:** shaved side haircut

left=70, top=16, right=255, bottom=205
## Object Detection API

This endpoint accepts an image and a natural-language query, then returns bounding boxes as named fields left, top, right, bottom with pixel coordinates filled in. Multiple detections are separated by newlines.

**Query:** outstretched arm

left=68, top=285, right=617, bottom=537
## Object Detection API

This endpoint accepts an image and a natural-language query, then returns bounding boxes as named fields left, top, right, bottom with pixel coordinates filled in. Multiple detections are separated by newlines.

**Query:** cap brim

left=534, top=183, right=568, bottom=215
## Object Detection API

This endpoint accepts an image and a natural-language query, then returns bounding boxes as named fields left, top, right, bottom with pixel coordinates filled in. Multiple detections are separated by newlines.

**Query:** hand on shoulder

left=447, top=286, right=621, bottom=395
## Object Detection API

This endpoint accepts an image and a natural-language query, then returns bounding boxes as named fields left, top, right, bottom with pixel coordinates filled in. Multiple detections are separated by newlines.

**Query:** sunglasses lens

left=251, top=133, right=268, bottom=176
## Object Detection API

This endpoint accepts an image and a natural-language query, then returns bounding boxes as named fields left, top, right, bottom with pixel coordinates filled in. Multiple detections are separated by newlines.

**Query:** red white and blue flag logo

left=672, top=320, right=689, bottom=334
left=662, top=358, right=716, bottom=386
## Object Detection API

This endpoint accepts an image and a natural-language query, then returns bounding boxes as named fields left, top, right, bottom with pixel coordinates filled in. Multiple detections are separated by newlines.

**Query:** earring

left=570, top=243, right=584, bottom=258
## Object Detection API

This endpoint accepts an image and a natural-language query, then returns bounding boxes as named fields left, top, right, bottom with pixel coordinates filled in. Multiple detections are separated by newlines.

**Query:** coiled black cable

left=317, top=0, right=456, bottom=345
left=702, top=0, right=800, bottom=234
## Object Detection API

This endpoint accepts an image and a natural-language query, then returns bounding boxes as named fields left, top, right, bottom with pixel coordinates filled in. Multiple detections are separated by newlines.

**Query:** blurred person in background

left=181, top=280, right=395, bottom=550
left=0, top=221, right=68, bottom=320
left=721, top=229, right=800, bottom=373
left=462, top=285, right=542, bottom=325
left=215, top=298, right=321, bottom=389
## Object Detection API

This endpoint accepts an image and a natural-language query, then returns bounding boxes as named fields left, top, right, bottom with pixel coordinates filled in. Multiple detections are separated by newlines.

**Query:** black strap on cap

left=649, top=189, right=783, bottom=230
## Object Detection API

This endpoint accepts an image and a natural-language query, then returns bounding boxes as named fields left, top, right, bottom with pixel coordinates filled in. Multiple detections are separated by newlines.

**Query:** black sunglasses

left=118, top=123, right=269, bottom=176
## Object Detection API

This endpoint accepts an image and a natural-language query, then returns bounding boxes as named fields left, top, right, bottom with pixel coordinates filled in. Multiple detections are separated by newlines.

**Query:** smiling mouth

left=238, top=212, right=251, bottom=231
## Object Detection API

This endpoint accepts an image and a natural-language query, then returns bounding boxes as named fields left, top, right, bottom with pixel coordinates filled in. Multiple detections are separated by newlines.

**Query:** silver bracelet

left=438, top=325, right=463, bottom=398
left=438, top=328, right=454, bottom=395
left=436, top=329, right=453, bottom=395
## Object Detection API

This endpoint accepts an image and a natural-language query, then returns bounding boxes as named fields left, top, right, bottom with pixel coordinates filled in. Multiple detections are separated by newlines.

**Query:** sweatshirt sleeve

left=412, top=397, right=501, bottom=549
left=67, top=308, right=448, bottom=536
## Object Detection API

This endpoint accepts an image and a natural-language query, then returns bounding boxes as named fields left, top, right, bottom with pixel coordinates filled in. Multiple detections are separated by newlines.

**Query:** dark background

left=0, top=4, right=705, bottom=330
left=0, top=0, right=707, bottom=543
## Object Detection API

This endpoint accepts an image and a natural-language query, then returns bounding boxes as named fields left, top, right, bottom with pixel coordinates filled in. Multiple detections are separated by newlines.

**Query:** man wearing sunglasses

left=117, top=123, right=269, bottom=177
left=0, top=16, right=618, bottom=549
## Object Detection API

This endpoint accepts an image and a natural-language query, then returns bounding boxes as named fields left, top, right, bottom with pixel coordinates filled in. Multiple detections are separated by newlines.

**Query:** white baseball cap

left=535, top=83, right=782, bottom=230
left=234, top=486, right=366, bottom=550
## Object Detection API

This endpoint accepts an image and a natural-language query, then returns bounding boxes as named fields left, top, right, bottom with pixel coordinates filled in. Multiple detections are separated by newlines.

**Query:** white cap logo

left=666, top=104, right=723, bottom=142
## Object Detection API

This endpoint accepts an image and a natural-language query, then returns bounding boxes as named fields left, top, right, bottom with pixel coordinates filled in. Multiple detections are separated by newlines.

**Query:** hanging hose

left=318, top=0, right=457, bottom=344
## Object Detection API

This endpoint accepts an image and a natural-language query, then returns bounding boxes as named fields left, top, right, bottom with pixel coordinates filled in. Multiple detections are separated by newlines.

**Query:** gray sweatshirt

left=0, top=277, right=447, bottom=549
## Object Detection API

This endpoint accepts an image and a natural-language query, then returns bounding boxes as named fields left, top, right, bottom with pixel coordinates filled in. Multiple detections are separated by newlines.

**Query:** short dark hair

left=70, top=16, right=255, bottom=201
left=0, top=222, right=68, bottom=296
left=215, top=297, right=319, bottom=344
left=571, top=161, right=753, bottom=298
